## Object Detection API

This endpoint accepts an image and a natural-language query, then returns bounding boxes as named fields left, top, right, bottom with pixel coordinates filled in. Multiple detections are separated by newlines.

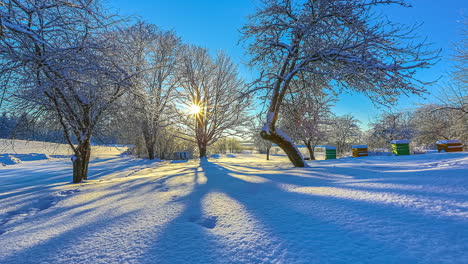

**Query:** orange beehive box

left=352, top=145, right=368, bottom=157
left=436, top=140, right=464, bottom=153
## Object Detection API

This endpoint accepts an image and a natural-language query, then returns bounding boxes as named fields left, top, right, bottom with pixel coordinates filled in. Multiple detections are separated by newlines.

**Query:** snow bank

left=389, top=140, right=410, bottom=144
left=437, top=140, right=462, bottom=144
left=0, top=139, right=128, bottom=163
left=351, top=145, right=368, bottom=148
left=0, top=154, right=22, bottom=166
left=0, top=153, right=68, bottom=167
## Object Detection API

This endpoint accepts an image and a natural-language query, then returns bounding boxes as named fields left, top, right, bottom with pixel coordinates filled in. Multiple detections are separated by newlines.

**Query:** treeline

left=251, top=85, right=466, bottom=159
left=366, top=98, right=467, bottom=149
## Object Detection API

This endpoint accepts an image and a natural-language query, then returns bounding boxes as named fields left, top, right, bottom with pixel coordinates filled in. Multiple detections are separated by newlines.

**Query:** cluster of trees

left=0, top=1, right=248, bottom=182
left=0, top=112, right=62, bottom=141
left=367, top=18, right=467, bottom=149
left=367, top=86, right=467, bottom=149
left=1, top=0, right=464, bottom=183
left=241, top=0, right=439, bottom=167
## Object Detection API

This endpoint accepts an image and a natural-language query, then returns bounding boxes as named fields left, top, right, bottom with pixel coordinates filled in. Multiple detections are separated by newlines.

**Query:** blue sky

left=108, top=0, right=466, bottom=129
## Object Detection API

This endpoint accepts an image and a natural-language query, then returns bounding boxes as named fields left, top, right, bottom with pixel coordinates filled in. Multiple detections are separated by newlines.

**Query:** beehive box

left=436, top=140, right=464, bottom=153
left=314, top=146, right=337, bottom=160
left=390, top=140, right=410, bottom=155
left=352, top=145, right=368, bottom=157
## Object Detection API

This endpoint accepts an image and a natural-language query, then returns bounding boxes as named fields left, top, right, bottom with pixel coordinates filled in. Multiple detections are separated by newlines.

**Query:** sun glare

left=189, top=104, right=201, bottom=115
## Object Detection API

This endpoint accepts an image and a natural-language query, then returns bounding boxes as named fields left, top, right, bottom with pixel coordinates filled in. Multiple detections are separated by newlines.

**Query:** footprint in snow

left=188, top=215, right=218, bottom=229
left=56, top=189, right=81, bottom=196
left=0, top=189, right=81, bottom=236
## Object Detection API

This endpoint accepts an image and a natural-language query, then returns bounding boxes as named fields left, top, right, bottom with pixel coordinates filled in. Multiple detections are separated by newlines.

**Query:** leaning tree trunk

left=72, top=139, right=91, bottom=183
left=260, top=48, right=305, bottom=167
left=266, top=147, right=270, bottom=160
left=260, top=130, right=305, bottom=167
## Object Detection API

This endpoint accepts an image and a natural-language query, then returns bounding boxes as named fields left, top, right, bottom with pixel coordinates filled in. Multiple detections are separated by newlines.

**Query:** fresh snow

left=0, top=139, right=127, bottom=158
left=437, top=140, right=462, bottom=144
left=351, top=145, right=368, bottom=148
left=390, top=140, right=411, bottom=144
left=0, top=151, right=467, bottom=263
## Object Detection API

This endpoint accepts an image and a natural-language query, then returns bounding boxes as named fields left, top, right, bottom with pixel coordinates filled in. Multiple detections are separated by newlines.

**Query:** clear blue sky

left=108, top=0, right=466, bottom=129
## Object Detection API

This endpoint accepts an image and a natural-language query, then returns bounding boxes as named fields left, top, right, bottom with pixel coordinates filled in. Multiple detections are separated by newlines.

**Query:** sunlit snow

left=1, top=151, right=467, bottom=263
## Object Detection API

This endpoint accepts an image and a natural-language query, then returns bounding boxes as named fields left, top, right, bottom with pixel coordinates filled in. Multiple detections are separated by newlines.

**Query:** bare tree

left=413, top=19, right=467, bottom=145
left=328, top=114, right=361, bottom=155
left=0, top=1, right=132, bottom=182
left=249, top=117, right=273, bottom=160
left=241, top=0, right=439, bottom=167
left=452, top=19, right=467, bottom=86
left=431, top=19, right=468, bottom=115
left=367, top=111, right=413, bottom=149
left=176, top=46, right=249, bottom=158
left=411, top=104, right=467, bottom=147
left=281, top=76, right=335, bottom=160
left=117, top=22, right=181, bottom=159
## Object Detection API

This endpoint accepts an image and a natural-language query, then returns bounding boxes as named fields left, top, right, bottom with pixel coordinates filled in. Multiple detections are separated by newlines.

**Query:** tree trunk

left=266, top=147, right=270, bottom=160
left=143, top=126, right=157, bottom=160
left=304, top=141, right=315, bottom=160
left=261, top=130, right=304, bottom=167
left=72, top=139, right=91, bottom=183
left=147, top=143, right=155, bottom=160
left=199, top=143, right=207, bottom=158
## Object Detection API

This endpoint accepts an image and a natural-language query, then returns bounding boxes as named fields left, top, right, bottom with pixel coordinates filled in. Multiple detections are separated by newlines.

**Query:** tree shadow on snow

left=140, top=159, right=468, bottom=263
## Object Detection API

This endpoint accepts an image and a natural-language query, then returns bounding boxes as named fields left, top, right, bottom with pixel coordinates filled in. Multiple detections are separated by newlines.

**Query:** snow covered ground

left=0, top=151, right=467, bottom=263
left=0, top=139, right=127, bottom=159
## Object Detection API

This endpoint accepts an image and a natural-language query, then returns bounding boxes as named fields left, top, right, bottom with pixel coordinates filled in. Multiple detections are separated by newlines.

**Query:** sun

left=188, top=104, right=201, bottom=115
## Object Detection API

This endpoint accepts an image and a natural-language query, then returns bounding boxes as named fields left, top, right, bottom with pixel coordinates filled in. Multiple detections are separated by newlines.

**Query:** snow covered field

left=0, top=152, right=467, bottom=263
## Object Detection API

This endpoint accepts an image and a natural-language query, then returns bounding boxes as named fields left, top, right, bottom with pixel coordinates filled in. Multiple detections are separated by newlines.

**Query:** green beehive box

left=390, top=140, right=410, bottom=155
left=314, top=146, right=337, bottom=160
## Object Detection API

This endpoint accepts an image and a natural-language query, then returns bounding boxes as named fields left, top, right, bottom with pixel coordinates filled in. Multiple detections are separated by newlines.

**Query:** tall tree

left=176, top=46, right=249, bottom=158
left=281, top=75, right=335, bottom=160
left=329, top=114, right=361, bottom=155
left=117, top=22, right=181, bottom=160
left=0, top=0, right=132, bottom=182
left=241, top=0, right=439, bottom=167
left=367, top=112, right=413, bottom=149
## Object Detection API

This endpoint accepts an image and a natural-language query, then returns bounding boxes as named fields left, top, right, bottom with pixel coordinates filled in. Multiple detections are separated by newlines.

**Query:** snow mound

left=0, top=154, right=22, bottom=166
left=390, top=140, right=410, bottom=144
left=351, top=145, right=368, bottom=148
left=0, top=153, right=64, bottom=166
left=436, top=140, right=462, bottom=144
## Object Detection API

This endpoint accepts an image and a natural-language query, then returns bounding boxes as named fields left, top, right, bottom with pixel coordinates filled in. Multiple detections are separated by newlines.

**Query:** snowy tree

left=431, top=20, right=467, bottom=115
left=411, top=105, right=466, bottom=147
left=117, top=22, right=181, bottom=160
left=328, top=114, right=361, bottom=155
left=0, top=1, right=133, bottom=182
left=280, top=75, right=335, bottom=160
left=411, top=20, right=467, bottom=147
left=452, top=19, right=467, bottom=88
left=249, top=118, right=274, bottom=160
left=241, top=0, right=439, bottom=167
left=211, top=137, right=244, bottom=154
left=176, top=46, right=250, bottom=158
left=367, top=112, right=413, bottom=149
left=0, top=112, right=15, bottom=138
